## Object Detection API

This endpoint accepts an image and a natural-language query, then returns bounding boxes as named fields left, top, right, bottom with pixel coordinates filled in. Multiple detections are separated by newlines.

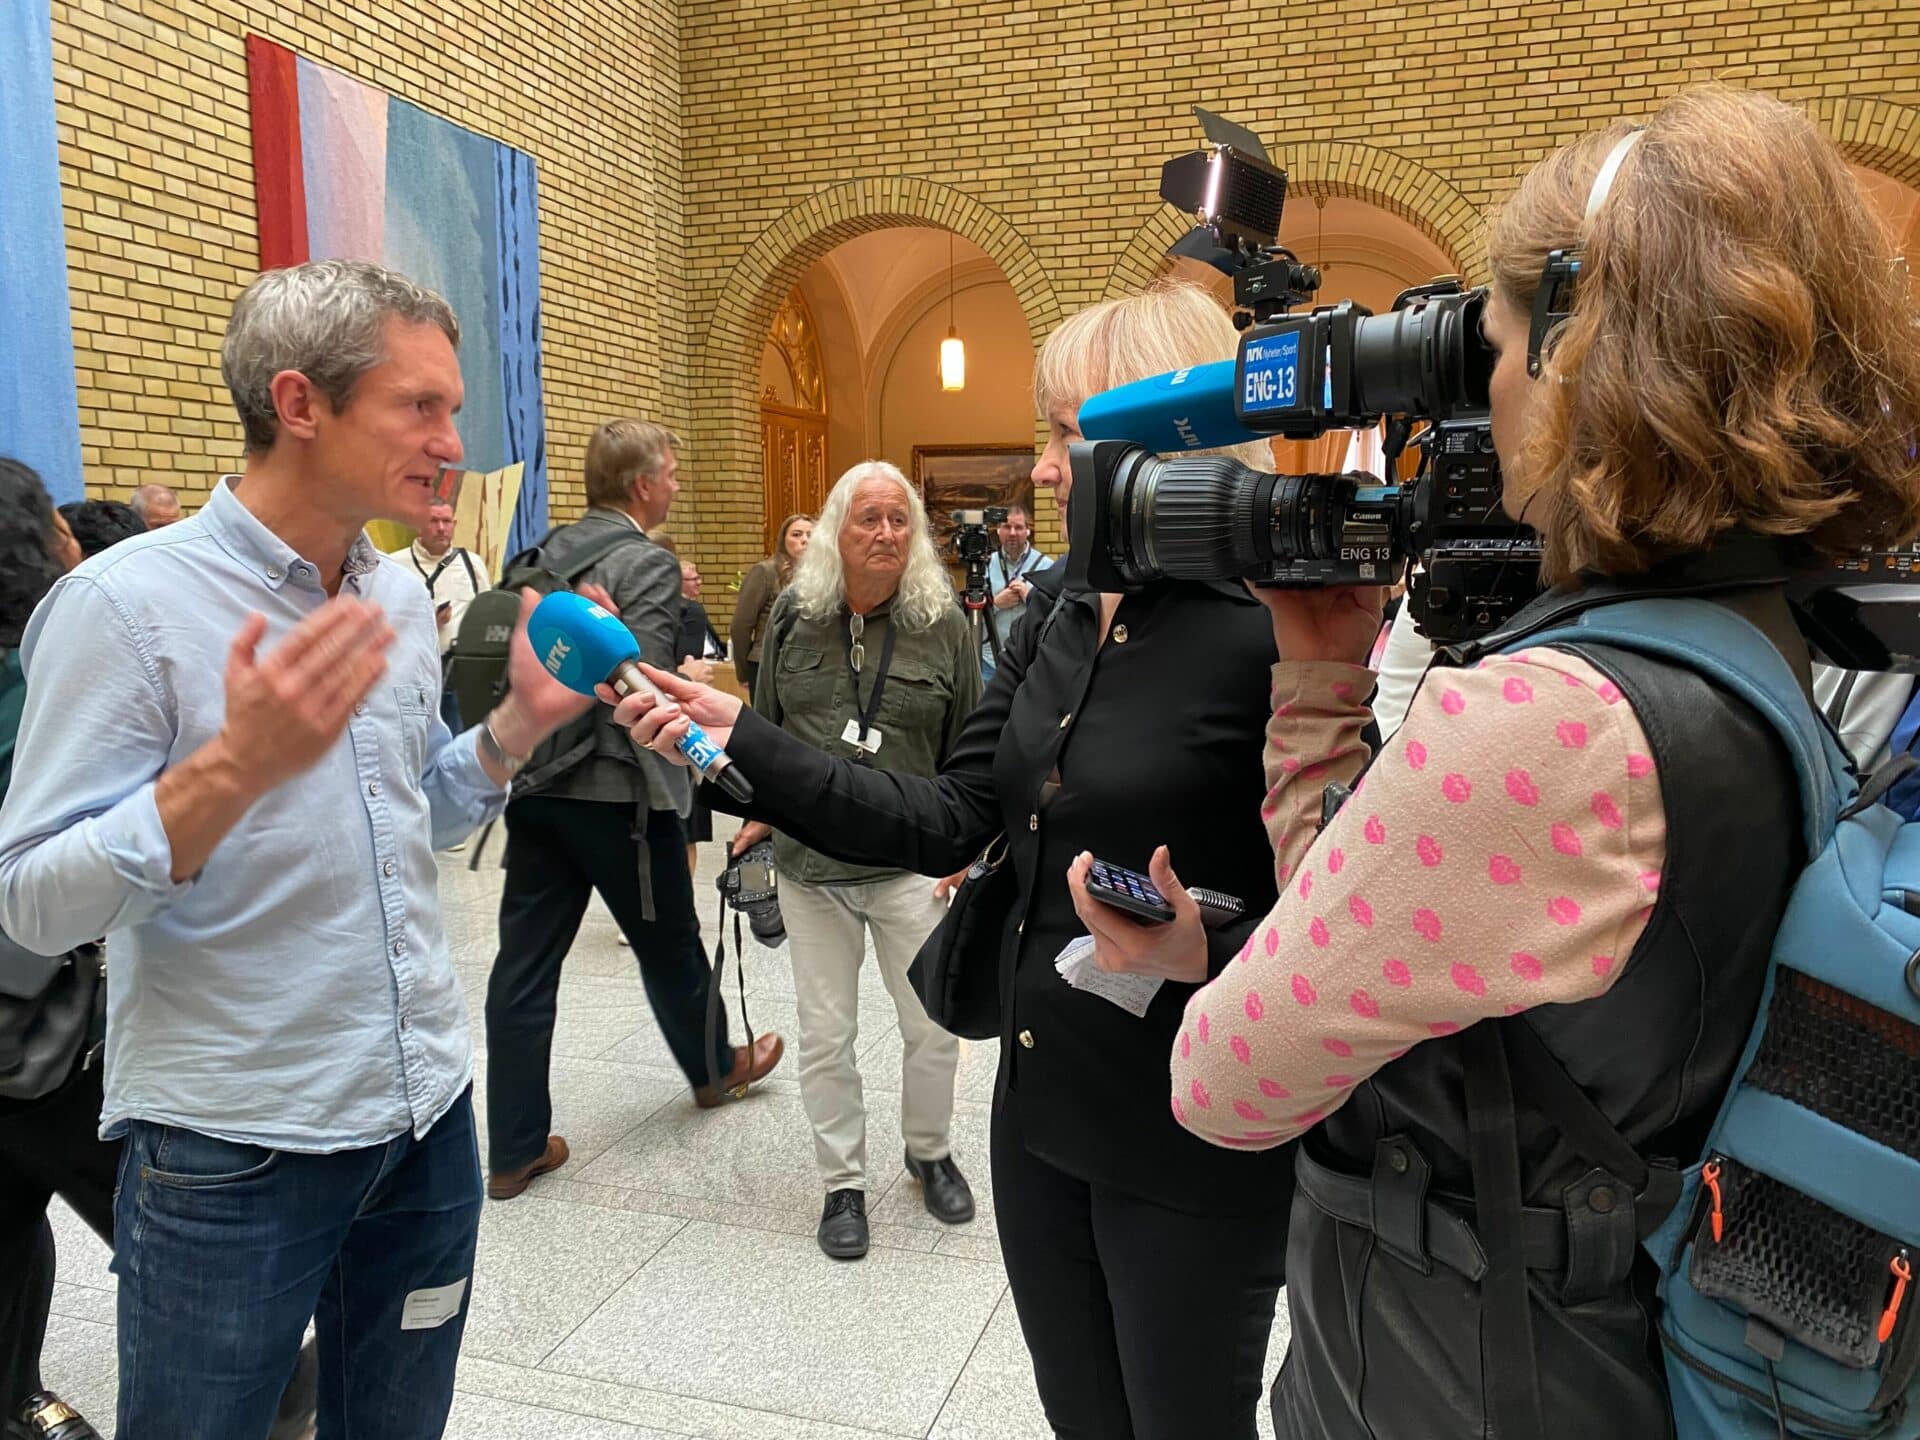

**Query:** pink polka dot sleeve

left=1171, top=647, right=1668, bottom=1151
left=1262, top=661, right=1377, bottom=895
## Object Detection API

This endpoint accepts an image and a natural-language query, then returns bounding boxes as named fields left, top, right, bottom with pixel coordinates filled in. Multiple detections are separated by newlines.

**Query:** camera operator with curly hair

left=1164, top=86, right=1920, bottom=1438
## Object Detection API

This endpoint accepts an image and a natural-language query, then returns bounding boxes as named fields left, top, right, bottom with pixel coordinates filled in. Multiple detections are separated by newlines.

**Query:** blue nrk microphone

left=528, top=591, right=754, bottom=803
left=1077, top=359, right=1259, bottom=452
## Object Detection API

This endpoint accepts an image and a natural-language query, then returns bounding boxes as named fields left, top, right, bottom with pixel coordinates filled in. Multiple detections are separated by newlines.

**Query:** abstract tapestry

left=0, top=0, right=85, bottom=503
left=246, top=37, right=548, bottom=553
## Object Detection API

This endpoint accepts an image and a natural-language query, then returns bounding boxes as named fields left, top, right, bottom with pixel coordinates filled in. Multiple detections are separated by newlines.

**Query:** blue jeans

left=112, top=1088, right=482, bottom=1440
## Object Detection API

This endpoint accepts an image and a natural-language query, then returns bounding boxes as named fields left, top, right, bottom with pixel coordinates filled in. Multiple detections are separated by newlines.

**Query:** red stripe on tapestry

left=246, top=35, right=308, bottom=270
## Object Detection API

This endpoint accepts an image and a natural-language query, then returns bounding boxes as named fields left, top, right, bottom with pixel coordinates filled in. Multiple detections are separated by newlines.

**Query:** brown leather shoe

left=693, top=1032, right=785, bottom=1108
left=487, top=1135, right=569, bottom=1200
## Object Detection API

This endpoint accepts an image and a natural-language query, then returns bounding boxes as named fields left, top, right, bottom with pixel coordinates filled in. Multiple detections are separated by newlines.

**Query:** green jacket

left=754, top=588, right=981, bottom=885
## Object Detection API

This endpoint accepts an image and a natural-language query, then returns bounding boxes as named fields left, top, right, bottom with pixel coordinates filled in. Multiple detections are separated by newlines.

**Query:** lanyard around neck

left=842, top=609, right=898, bottom=749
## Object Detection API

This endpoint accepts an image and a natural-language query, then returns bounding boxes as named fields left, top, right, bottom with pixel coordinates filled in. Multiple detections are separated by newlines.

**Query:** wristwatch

left=479, top=718, right=530, bottom=777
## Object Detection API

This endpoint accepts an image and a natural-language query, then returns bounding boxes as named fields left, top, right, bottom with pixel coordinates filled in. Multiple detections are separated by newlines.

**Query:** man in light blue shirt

left=0, top=260, right=597, bottom=1440
left=982, top=502, right=1049, bottom=679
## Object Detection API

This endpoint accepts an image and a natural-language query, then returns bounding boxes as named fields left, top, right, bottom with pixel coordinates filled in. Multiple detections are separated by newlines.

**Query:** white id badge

left=841, top=718, right=884, bottom=754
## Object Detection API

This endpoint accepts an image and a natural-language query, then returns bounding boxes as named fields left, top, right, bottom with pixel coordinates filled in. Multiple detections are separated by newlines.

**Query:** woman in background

left=731, top=513, right=813, bottom=695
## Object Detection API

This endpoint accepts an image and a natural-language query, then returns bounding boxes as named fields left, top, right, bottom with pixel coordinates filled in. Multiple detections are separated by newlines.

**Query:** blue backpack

left=1516, top=597, right=1920, bottom=1439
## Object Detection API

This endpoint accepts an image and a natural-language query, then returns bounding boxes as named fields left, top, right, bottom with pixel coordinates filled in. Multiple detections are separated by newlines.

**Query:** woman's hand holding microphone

left=604, top=663, right=743, bottom=756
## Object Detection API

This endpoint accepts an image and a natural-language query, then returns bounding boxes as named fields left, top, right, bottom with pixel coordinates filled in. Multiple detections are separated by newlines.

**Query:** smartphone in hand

left=1085, top=858, right=1246, bottom=928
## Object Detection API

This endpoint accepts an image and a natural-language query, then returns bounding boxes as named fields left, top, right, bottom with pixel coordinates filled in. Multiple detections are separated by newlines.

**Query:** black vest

left=1274, top=567, right=1804, bottom=1439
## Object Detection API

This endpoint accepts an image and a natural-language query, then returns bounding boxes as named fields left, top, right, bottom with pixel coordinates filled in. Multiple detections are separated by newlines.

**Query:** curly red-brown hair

left=1488, top=85, right=1920, bottom=584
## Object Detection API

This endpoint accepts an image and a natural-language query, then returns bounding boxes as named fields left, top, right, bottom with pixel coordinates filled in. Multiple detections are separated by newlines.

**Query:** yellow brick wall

left=675, top=0, right=1920, bottom=569
left=49, top=0, right=688, bottom=522
left=46, top=0, right=1920, bottom=588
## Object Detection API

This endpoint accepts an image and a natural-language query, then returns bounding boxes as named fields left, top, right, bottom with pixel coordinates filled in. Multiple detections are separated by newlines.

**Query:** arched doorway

left=686, top=178, right=1061, bottom=587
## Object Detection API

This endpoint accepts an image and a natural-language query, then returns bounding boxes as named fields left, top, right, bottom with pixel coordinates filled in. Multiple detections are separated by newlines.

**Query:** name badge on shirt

left=841, top=718, right=884, bottom=754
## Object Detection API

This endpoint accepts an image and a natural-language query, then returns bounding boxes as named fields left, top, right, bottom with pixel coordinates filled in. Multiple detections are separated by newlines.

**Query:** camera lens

left=1102, top=451, right=1272, bottom=585
left=1351, top=288, right=1491, bottom=418
left=748, top=905, right=786, bottom=948
left=1096, top=448, right=1399, bottom=588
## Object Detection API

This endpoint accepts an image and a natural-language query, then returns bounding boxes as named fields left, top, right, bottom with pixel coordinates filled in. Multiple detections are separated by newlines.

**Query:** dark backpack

left=443, top=524, right=645, bottom=737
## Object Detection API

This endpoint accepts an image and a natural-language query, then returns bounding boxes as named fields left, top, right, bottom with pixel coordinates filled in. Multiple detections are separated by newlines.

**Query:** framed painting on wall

left=911, top=445, right=1036, bottom=572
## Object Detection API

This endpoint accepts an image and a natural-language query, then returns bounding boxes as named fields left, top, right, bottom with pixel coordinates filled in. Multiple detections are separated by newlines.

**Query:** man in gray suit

left=483, top=420, right=785, bottom=1200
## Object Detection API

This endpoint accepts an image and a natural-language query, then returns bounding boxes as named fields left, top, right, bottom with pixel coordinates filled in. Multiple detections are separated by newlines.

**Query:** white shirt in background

left=385, top=539, right=490, bottom=654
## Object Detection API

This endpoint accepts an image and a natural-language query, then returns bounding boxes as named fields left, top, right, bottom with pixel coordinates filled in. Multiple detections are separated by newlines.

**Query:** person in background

left=45, top=509, right=80, bottom=577
left=677, top=559, right=725, bottom=873
left=616, top=285, right=1297, bottom=1437
left=385, top=495, right=488, bottom=659
left=982, top=502, right=1049, bottom=680
left=127, top=483, right=182, bottom=530
left=0, top=259, right=604, bottom=1440
left=1171, top=88, right=1920, bottom=1439
left=732, top=513, right=814, bottom=694
left=677, top=561, right=726, bottom=680
left=483, top=419, right=785, bottom=1202
left=729, top=461, right=981, bottom=1259
left=57, top=501, right=145, bottom=560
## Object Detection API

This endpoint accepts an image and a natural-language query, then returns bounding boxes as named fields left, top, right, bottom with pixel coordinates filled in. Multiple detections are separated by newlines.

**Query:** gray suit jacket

left=516, top=508, right=692, bottom=816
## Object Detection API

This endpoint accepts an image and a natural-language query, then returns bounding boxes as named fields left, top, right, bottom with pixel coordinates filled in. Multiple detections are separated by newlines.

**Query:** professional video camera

left=952, top=505, right=1010, bottom=662
left=1065, top=109, right=1530, bottom=644
left=1069, top=108, right=1920, bottom=663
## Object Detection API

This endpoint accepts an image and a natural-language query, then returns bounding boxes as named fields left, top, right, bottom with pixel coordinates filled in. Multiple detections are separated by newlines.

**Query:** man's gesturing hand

left=217, top=598, right=395, bottom=793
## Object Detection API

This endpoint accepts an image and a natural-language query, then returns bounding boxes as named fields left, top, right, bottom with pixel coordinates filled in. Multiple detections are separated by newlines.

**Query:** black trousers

left=0, top=1061, right=116, bottom=1413
left=486, top=796, right=733, bottom=1174
left=991, top=1095, right=1288, bottom=1440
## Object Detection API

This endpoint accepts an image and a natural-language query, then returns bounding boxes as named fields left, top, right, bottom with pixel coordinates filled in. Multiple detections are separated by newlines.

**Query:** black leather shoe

left=14, top=1391, right=102, bottom=1439
left=818, top=1187, right=869, bottom=1259
left=905, top=1149, right=976, bottom=1225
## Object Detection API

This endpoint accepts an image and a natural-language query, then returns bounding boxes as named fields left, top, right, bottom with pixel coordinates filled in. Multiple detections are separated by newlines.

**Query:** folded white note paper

left=1053, top=934, right=1163, bottom=1018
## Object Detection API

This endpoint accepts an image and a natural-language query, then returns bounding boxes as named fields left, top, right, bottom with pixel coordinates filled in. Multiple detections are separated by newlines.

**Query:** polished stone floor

left=42, top=815, right=1290, bottom=1438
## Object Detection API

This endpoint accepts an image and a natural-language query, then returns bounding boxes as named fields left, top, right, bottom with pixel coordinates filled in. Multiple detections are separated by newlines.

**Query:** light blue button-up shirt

left=0, top=479, right=506, bottom=1151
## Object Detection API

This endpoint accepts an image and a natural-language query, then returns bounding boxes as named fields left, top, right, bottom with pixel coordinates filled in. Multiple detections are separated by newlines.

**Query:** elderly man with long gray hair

left=730, top=461, right=981, bottom=1259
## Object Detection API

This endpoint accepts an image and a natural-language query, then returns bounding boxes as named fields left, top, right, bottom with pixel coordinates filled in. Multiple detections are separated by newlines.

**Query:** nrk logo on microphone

left=527, top=593, right=634, bottom=697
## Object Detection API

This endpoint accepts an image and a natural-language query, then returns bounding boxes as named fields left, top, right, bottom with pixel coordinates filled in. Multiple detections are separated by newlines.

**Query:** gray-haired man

left=129, top=481, right=183, bottom=529
left=0, top=259, right=598, bottom=1439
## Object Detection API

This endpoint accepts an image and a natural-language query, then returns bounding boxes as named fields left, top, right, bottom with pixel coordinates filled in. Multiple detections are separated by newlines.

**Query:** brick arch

left=1807, top=94, right=1920, bottom=188
left=1103, top=143, right=1484, bottom=301
left=687, top=178, right=1062, bottom=567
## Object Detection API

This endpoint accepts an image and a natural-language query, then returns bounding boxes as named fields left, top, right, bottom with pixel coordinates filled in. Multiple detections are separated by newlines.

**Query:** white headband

left=1583, top=128, right=1644, bottom=227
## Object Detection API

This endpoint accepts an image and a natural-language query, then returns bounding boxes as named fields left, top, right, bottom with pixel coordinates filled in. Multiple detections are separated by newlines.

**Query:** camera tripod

left=960, top=550, right=1001, bottom=670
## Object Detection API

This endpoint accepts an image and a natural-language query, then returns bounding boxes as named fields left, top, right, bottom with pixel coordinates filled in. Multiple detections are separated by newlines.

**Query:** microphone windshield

left=528, top=591, right=640, bottom=697
left=1078, top=359, right=1259, bottom=453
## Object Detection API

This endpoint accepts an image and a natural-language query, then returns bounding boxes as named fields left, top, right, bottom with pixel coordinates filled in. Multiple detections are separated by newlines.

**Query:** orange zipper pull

left=1701, top=1160, right=1725, bottom=1244
left=1880, top=1252, right=1912, bottom=1345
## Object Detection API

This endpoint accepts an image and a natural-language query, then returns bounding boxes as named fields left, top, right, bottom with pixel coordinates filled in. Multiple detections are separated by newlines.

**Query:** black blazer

left=676, top=599, right=725, bottom=665
left=724, top=565, right=1296, bottom=1215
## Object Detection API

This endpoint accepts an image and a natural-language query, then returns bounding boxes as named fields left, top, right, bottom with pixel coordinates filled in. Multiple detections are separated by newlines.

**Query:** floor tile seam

left=532, top=1183, right=980, bottom=1258
left=922, top=1281, right=1014, bottom=1440
left=463, top=1354, right=915, bottom=1440
left=529, top=1214, right=694, bottom=1370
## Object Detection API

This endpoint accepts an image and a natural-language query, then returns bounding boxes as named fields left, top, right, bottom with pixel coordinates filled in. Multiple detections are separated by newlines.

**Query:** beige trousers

left=780, top=872, right=960, bottom=1193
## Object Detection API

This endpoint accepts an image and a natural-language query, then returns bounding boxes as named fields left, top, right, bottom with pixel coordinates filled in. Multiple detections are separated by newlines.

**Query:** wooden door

left=759, top=397, right=828, bottom=553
